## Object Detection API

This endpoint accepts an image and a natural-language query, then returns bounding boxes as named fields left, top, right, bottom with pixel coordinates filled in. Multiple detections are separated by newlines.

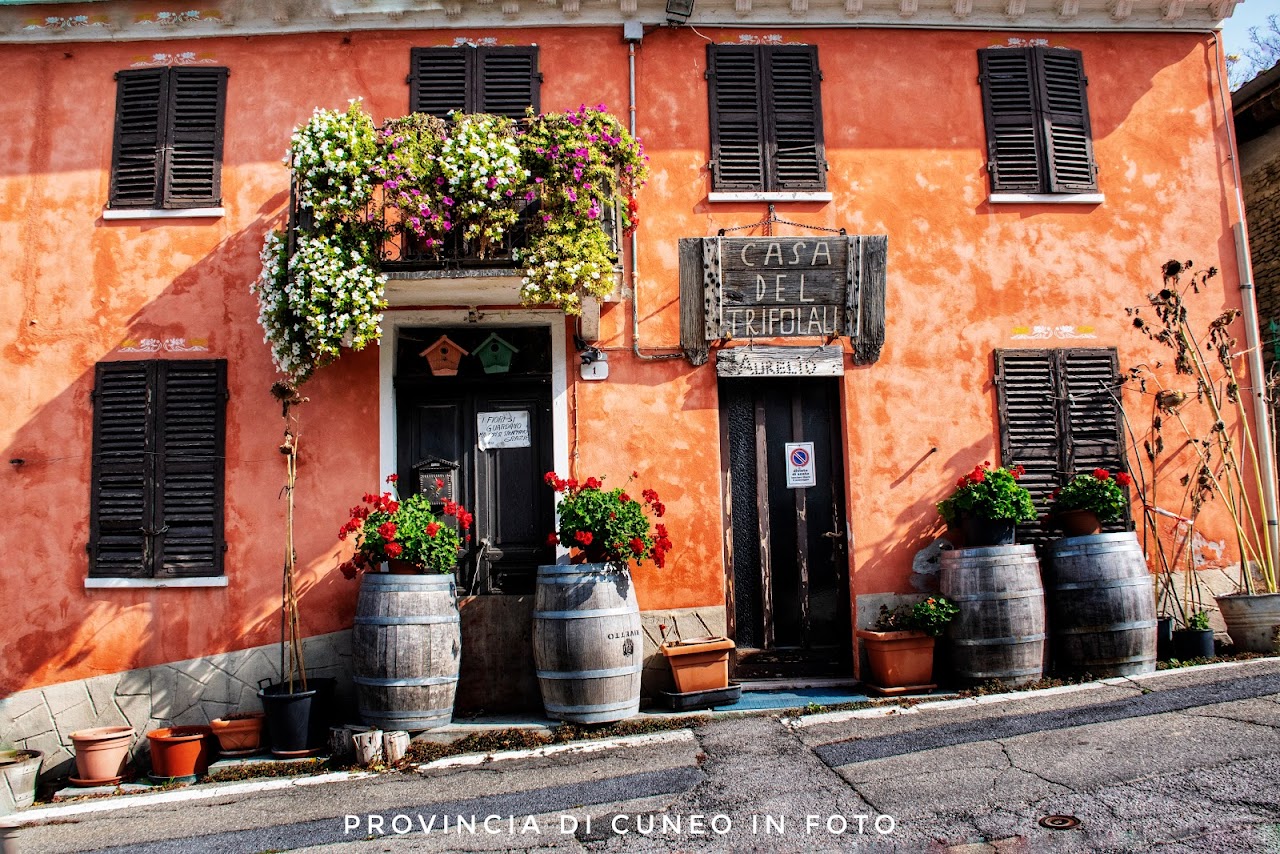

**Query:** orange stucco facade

left=0, top=22, right=1256, bottom=697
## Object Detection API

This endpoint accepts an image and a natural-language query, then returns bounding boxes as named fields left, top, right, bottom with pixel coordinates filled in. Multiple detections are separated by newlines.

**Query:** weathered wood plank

left=679, top=237, right=709, bottom=366
left=754, top=394, right=774, bottom=649
left=852, top=234, right=887, bottom=364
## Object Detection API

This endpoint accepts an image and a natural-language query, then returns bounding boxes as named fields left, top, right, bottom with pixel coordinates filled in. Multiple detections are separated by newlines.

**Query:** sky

left=1221, top=0, right=1275, bottom=57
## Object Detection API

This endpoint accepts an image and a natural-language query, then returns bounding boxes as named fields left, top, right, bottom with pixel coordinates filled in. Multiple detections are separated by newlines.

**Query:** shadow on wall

left=0, top=207, right=375, bottom=707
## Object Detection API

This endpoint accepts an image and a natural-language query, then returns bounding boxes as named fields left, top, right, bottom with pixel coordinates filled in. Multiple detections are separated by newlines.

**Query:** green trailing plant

left=252, top=102, right=649, bottom=381
left=874, top=597, right=960, bottom=637
left=937, top=462, right=1036, bottom=526
left=1127, top=259, right=1278, bottom=596
left=1049, top=469, right=1133, bottom=522
left=544, top=472, right=671, bottom=567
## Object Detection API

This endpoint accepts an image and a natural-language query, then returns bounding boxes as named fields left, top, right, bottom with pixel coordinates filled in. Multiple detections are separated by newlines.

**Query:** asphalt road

left=11, top=658, right=1280, bottom=853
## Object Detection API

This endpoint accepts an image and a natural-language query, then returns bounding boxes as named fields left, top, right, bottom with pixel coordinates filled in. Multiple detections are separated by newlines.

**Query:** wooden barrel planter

left=532, top=563, right=642, bottom=724
left=352, top=572, right=461, bottom=732
left=940, top=545, right=1046, bottom=687
left=1047, top=532, right=1156, bottom=678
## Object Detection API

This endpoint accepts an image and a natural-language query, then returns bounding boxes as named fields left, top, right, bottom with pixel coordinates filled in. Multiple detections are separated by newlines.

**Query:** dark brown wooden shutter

left=90, top=362, right=155, bottom=577
left=708, top=45, right=766, bottom=191
left=479, top=47, right=541, bottom=117
left=1038, top=48, right=1097, bottom=192
left=979, top=48, right=1043, bottom=193
left=109, top=69, right=168, bottom=208
left=162, top=68, right=227, bottom=207
left=409, top=47, right=469, bottom=117
left=997, top=348, right=1128, bottom=546
left=1061, top=349, right=1123, bottom=477
left=766, top=46, right=825, bottom=191
left=155, top=360, right=227, bottom=577
left=410, top=46, right=540, bottom=118
left=995, top=349, right=1061, bottom=514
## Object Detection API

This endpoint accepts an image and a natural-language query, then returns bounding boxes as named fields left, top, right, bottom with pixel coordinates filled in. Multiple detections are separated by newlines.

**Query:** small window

left=89, top=360, right=227, bottom=578
left=994, top=348, right=1128, bottom=547
left=707, top=44, right=826, bottom=193
left=408, top=46, right=541, bottom=118
left=109, top=67, right=228, bottom=209
left=978, top=47, right=1097, bottom=194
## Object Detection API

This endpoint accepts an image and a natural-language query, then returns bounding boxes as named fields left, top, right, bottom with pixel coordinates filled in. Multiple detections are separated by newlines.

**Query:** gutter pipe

left=1215, top=31, right=1280, bottom=584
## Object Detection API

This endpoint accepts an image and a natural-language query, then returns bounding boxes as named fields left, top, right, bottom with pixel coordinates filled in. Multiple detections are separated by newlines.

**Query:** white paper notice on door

left=477, top=411, right=531, bottom=450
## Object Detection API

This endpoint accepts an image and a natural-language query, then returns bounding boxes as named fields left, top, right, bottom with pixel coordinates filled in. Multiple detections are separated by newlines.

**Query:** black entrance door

left=719, top=378, right=851, bottom=679
left=395, top=326, right=555, bottom=595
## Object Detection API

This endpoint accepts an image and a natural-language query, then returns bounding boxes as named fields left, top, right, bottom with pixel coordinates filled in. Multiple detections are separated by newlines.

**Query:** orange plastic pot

left=147, top=726, right=214, bottom=780
left=660, top=637, right=735, bottom=693
left=856, top=630, right=936, bottom=689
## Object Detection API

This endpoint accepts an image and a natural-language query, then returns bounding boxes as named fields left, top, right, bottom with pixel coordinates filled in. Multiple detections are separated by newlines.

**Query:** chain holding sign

left=785, top=442, right=816, bottom=489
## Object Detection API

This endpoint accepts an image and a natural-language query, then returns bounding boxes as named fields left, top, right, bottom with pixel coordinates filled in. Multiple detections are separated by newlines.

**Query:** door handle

left=822, top=530, right=844, bottom=539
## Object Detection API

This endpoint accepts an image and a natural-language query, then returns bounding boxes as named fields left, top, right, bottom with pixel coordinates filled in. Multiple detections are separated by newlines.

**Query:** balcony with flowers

left=252, top=102, right=647, bottom=382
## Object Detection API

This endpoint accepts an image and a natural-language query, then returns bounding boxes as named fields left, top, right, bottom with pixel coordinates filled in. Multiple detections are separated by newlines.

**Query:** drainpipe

left=626, top=30, right=682, bottom=362
left=1215, top=31, right=1280, bottom=581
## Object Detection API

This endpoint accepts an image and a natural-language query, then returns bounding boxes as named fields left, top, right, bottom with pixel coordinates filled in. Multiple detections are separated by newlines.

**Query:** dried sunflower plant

left=1125, top=260, right=1279, bottom=615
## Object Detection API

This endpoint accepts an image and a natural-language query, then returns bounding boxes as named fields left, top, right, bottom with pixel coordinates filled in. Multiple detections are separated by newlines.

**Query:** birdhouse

left=475, top=333, right=520, bottom=375
left=420, top=335, right=469, bottom=377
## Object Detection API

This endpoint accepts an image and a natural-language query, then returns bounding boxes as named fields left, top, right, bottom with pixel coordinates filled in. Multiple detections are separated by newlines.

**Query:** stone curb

left=10, top=728, right=697, bottom=825
left=787, top=655, right=1280, bottom=728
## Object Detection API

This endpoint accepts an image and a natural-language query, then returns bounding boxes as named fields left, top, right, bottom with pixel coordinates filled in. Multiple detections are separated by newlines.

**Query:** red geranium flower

left=546, top=533, right=559, bottom=547
left=1093, top=468, right=1110, bottom=480
left=386, top=473, right=399, bottom=484
left=575, top=531, right=594, bottom=546
left=378, top=521, right=397, bottom=540
left=629, top=537, right=645, bottom=554
left=384, top=542, right=403, bottom=558
left=1117, top=472, right=1133, bottom=487
left=584, top=477, right=602, bottom=489
left=425, top=522, right=440, bottom=537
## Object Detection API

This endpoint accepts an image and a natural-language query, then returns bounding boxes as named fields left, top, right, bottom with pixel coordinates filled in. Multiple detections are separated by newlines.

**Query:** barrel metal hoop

left=1052, top=578, right=1152, bottom=593
left=353, top=675, right=459, bottom=687
left=1063, top=653, right=1156, bottom=666
left=1056, top=620, right=1157, bottom=635
left=543, top=699, right=639, bottom=715
left=951, top=633, right=1047, bottom=646
left=535, top=665, right=642, bottom=680
left=537, top=565, right=628, bottom=576
left=354, top=615, right=460, bottom=626
left=947, top=590, right=1045, bottom=603
left=534, top=607, right=638, bottom=619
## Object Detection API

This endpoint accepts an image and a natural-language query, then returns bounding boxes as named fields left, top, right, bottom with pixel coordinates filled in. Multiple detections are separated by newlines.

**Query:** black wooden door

left=395, top=327, right=554, bottom=595
left=720, top=378, right=851, bottom=678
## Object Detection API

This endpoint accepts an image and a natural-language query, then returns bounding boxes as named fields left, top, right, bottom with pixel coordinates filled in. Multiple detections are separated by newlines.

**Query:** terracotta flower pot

left=856, top=629, right=936, bottom=689
left=209, top=714, right=266, bottom=754
left=68, top=726, right=134, bottom=786
left=1056, top=509, right=1102, bottom=537
left=147, top=726, right=214, bottom=780
left=660, top=637, right=735, bottom=693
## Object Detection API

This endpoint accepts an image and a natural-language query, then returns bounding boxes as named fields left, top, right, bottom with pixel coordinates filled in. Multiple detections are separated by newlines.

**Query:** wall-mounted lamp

left=665, top=0, right=694, bottom=23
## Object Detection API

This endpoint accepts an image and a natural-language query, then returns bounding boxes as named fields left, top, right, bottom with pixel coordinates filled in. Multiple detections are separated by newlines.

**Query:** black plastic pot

left=258, top=681, right=318, bottom=755
left=1156, top=616, right=1174, bottom=661
left=1172, top=628, right=1215, bottom=661
left=960, top=514, right=1017, bottom=547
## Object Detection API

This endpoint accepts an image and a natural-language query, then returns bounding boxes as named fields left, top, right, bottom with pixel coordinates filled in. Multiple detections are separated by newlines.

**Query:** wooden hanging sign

left=679, top=234, right=887, bottom=367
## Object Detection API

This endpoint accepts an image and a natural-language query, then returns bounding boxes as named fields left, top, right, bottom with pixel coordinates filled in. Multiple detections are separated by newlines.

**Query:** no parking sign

left=785, top=442, right=816, bottom=489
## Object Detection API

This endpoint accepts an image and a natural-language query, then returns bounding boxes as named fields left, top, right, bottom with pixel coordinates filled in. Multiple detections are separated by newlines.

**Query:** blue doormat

left=726, top=687, right=873, bottom=712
